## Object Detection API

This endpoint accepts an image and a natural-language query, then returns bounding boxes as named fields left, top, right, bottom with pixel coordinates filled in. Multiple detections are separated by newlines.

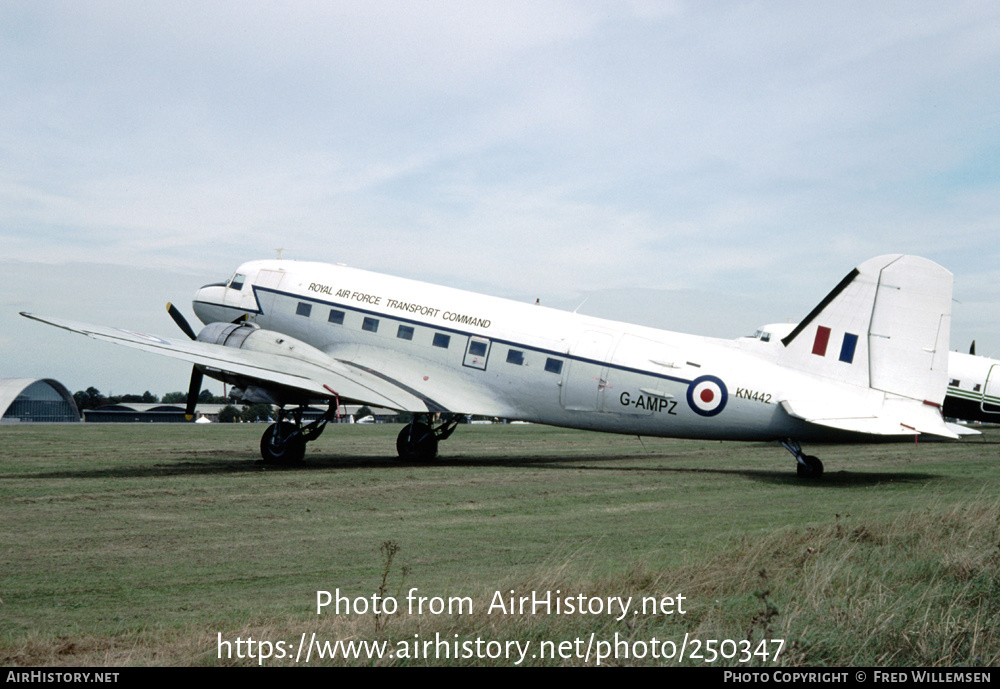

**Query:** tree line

left=72, top=387, right=276, bottom=424
left=72, top=387, right=231, bottom=411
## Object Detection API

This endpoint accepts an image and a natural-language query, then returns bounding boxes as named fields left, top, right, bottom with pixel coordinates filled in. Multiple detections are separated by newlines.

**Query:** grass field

left=2, top=422, right=999, bottom=666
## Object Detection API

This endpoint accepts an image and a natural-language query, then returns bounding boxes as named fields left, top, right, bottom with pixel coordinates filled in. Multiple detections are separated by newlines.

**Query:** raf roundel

left=686, top=375, right=728, bottom=417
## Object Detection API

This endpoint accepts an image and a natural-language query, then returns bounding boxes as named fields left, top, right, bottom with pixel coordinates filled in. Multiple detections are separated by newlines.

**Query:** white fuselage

left=944, top=350, right=1000, bottom=421
left=191, top=260, right=872, bottom=441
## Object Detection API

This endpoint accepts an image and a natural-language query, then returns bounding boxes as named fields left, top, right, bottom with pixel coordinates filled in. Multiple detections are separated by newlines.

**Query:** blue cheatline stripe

left=250, top=285, right=697, bottom=388
left=839, top=332, right=859, bottom=363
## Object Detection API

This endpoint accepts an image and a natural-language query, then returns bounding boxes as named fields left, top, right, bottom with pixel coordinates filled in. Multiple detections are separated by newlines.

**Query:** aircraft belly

left=531, top=398, right=800, bottom=440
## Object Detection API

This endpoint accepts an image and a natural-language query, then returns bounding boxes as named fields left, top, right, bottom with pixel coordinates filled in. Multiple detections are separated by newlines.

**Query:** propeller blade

left=186, top=367, right=204, bottom=421
left=970, top=340, right=976, bottom=356
left=167, top=302, right=197, bottom=341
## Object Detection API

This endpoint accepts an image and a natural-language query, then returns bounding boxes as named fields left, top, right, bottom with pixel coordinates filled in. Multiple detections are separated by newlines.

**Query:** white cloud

left=3, top=0, right=999, bottom=388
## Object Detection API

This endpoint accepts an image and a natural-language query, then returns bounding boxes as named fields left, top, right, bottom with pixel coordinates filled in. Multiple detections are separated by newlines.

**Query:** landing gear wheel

left=260, top=422, right=306, bottom=465
left=396, top=422, right=438, bottom=462
left=781, top=440, right=824, bottom=480
left=797, top=454, right=824, bottom=479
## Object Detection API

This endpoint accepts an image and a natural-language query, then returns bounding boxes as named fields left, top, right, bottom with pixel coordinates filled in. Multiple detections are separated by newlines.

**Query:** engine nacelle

left=196, top=322, right=336, bottom=370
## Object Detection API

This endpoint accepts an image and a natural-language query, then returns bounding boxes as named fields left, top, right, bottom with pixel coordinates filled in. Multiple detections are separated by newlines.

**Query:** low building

left=82, top=403, right=231, bottom=423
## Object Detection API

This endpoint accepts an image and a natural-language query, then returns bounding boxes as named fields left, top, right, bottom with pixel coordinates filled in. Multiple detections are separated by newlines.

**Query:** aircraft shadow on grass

left=6, top=451, right=940, bottom=487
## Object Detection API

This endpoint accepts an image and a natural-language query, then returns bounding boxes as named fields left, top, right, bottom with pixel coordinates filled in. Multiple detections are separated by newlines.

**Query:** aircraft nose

left=192, top=283, right=228, bottom=325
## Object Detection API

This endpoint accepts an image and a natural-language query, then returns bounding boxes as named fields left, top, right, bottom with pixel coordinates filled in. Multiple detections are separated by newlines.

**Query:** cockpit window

left=229, top=274, right=246, bottom=291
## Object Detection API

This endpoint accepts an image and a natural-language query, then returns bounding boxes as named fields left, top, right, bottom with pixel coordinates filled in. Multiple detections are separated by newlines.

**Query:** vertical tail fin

left=779, top=254, right=952, bottom=403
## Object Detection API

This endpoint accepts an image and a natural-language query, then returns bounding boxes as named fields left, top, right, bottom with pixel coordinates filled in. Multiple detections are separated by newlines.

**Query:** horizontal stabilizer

left=948, top=423, right=982, bottom=437
left=780, top=398, right=968, bottom=439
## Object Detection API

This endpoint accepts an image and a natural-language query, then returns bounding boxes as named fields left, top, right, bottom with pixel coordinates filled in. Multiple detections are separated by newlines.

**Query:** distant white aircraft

left=22, top=254, right=972, bottom=478
left=943, top=348, right=1000, bottom=423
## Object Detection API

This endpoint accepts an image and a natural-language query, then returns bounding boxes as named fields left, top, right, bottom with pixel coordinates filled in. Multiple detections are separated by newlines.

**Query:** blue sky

left=3, top=1, right=999, bottom=396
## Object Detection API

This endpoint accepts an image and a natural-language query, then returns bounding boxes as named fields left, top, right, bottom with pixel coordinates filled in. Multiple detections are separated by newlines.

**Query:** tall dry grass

left=10, top=496, right=996, bottom=666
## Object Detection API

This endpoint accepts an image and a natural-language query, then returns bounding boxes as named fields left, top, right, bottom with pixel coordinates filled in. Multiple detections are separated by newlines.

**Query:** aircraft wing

left=20, top=313, right=440, bottom=412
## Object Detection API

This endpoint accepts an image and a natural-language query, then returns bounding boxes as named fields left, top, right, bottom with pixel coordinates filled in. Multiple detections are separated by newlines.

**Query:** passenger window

left=397, top=325, right=414, bottom=340
left=363, top=317, right=379, bottom=333
left=469, top=341, right=488, bottom=357
left=296, top=303, right=312, bottom=318
left=433, top=333, right=451, bottom=349
left=545, top=358, right=563, bottom=374
left=506, top=350, right=524, bottom=365
left=328, top=309, right=345, bottom=325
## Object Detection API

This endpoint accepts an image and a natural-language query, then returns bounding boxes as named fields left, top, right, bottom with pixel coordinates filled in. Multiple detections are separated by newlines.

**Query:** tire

left=796, top=454, right=824, bottom=479
left=260, top=422, right=306, bottom=464
left=396, top=423, right=438, bottom=462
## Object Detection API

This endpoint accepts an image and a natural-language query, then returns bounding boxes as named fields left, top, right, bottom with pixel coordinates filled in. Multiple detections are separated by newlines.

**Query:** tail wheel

left=781, top=440, right=824, bottom=480
left=796, top=454, right=824, bottom=479
left=260, top=422, right=306, bottom=465
left=396, top=422, right=438, bottom=462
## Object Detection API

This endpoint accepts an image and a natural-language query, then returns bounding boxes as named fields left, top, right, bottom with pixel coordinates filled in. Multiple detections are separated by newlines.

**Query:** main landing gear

left=780, top=439, right=824, bottom=479
left=396, top=414, right=461, bottom=462
left=258, top=407, right=461, bottom=464
left=260, top=402, right=339, bottom=465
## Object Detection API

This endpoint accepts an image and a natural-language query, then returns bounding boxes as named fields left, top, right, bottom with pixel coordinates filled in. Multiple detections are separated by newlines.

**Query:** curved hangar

left=0, top=378, right=81, bottom=423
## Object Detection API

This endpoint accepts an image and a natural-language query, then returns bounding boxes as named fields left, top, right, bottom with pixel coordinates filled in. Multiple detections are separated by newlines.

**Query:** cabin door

left=560, top=331, right=614, bottom=411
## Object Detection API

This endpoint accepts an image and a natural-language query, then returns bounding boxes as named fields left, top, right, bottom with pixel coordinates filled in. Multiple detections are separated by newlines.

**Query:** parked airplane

left=745, top=327, right=1000, bottom=425
left=944, top=348, right=1000, bottom=423
left=22, top=253, right=970, bottom=478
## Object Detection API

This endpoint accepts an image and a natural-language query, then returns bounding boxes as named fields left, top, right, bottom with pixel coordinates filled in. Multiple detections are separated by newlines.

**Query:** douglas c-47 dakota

left=22, top=254, right=974, bottom=478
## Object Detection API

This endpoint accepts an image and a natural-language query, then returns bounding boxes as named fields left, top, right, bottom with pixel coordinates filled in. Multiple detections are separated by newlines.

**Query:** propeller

left=185, top=368, right=204, bottom=421
left=167, top=302, right=198, bottom=340
left=970, top=340, right=976, bottom=356
left=166, top=303, right=203, bottom=421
